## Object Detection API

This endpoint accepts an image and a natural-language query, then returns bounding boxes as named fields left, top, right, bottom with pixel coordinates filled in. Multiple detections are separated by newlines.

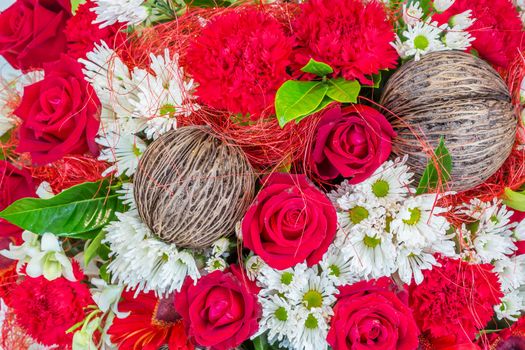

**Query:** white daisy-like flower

left=515, top=219, right=525, bottom=241
left=449, top=10, right=475, bottom=30
left=433, top=0, right=455, bottom=12
left=130, top=50, right=199, bottom=140
left=494, top=255, right=525, bottom=291
left=319, top=245, right=357, bottom=286
left=287, top=268, right=337, bottom=316
left=257, top=263, right=308, bottom=296
left=396, top=246, right=438, bottom=284
left=391, top=194, right=450, bottom=249
left=444, top=30, right=475, bottom=51
left=211, top=237, right=230, bottom=257
left=96, top=130, right=147, bottom=177
left=495, top=288, right=525, bottom=321
left=473, top=232, right=516, bottom=263
left=91, top=0, right=149, bottom=28
left=395, top=20, right=448, bottom=60
left=255, top=295, right=298, bottom=347
left=478, top=200, right=516, bottom=237
left=104, top=211, right=200, bottom=296
left=116, top=182, right=136, bottom=211
left=205, top=256, right=228, bottom=273
left=403, top=2, right=424, bottom=26
left=245, top=255, right=264, bottom=281
left=290, top=308, right=329, bottom=350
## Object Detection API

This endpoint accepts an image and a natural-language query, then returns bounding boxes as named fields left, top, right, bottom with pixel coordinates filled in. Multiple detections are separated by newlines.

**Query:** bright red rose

left=174, top=266, right=261, bottom=350
left=0, top=0, right=72, bottom=71
left=327, top=278, right=419, bottom=350
left=292, top=0, right=398, bottom=85
left=15, top=54, right=100, bottom=165
left=242, top=173, right=337, bottom=270
left=310, top=104, right=395, bottom=182
left=65, top=0, right=125, bottom=59
left=433, top=0, right=524, bottom=69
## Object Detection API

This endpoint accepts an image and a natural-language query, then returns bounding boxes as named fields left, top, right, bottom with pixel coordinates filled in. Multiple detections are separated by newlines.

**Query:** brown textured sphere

left=134, top=126, right=255, bottom=248
left=380, top=51, right=517, bottom=192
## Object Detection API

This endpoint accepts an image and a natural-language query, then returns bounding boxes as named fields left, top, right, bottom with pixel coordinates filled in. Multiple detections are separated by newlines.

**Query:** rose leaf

left=275, top=80, right=329, bottom=127
left=326, top=78, right=361, bottom=103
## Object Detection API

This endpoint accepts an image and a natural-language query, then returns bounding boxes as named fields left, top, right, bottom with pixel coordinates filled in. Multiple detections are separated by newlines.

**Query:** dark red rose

left=327, top=278, right=419, bottom=350
left=15, top=54, right=100, bottom=165
left=0, top=0, right=72, bottom=71
left=242, top=173, right=337, bottom=270
left=310, top=104, right=395, bottom=182
left=511, top=210, right=525, bottom=255
left=174, top=266, right=261, bottom=350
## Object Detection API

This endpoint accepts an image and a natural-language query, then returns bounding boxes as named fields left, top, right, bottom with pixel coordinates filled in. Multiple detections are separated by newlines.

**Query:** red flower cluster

left=409, top=258, right=503, bottom=343
left=108, top=291, right=194, bottom=350
left=292, top=0, right=398, bottom=84
left=15, top=55, right=100, bottom=165
left=186, top=9, right=294, bottom=118
left=433, top=0, right=524, bottom=69
left=242, top=173, right=337, bottom=270
left=65, top=0, right=125, bottom=59
left=175, top=265, right=261, bottom=350
left=328, top=278, right=419, bottom=350
left=9, top=265, right=92, bottom=347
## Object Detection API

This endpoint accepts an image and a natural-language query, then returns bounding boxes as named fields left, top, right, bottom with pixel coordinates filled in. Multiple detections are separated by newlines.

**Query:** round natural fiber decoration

left=380, top=51, right=517, bottom=192
left=134, top=126, right=256, bottom=248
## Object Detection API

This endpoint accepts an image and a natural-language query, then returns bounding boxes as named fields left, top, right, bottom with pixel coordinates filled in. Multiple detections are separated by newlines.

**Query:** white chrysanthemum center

left=274, top=306, right=288, bottom=322
left=372, top=179, right=390, bottom=198
left=304, top=313, right=319, bottom=329
left=303, top=290, right=323, bottom=310
left=349, top=206, right=369, bottom=224
left=280, top=272, right=294, bottom=285
left=414, top=34, right=429, bottom=50
left=403, top=207, right=422, bottom=226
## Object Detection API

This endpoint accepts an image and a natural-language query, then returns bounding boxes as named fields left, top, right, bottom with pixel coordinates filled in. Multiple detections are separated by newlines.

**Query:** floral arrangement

left=0, top=0, right=525, bottom=349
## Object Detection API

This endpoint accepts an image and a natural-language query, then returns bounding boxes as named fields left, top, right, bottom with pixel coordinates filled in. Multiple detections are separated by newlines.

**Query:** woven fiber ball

left=134, top=126, right=255, bottom=248
left=380, top=51, right=517, bottom=192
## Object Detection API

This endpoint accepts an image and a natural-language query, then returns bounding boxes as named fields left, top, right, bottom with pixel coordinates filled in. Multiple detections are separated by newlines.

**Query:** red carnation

left=433, top=0, right=524, bottom=69
left=186, top=9, right=294, bottom=118
left=409, top=258, right=503, bottom=343
left=328, top=278, right=419, bottom=350
left=65, top=0, right=125, bottom=59
left=175, top=265, right=261, bottom=350
left=242, top=173, right=337, bottom=270
left=9, top=264, right=92, bottom=347
left=292, top=0, right=398, bottom=85
left=108, top=291, right=194, bottom=350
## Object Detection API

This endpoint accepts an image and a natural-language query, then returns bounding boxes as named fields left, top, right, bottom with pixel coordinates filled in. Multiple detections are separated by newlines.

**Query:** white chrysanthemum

left=104, top=211, right=200, bottom=296
left=433, top=0, right=455, bottom=12
left=394, top=20, right=448, bottom=60
left=494, top=255, right=525, bottom=292
left=255, top=295, right=298, bottom=347
left=403, top=2, right=424, bottom=26
left=91, top=0, right=148, bottom=28
left=96, top=130, right=147, bottom=177
left=473, top=232, right=516, bottom=263
left=116, top=182, right=136, bottom=211
left=516, top=219, right=525, bottom=241
left=449, top=10, right=475, bottom=30
left=211, top=237, right=230, bottom=257
left=495, top=288, right=525, bottom=321
left=478, top=200, right=516, bottom=236
left=391, top=194, right=450, bottom=249
left=257, top=263, right=308, bottom=296
left=444, top=30, right=475, bottom=51
left=290, top=309, right=329, bottom=350
left=287, top=268, right=337, bottom=316
left=319, top=246, right=357, bottom=286
left=245, top=255, right=264, bottom=281
left=131, top=50, right=199, bottom=140
left=396, top=246, right=438, bottom=284
left=205, top=256, right=228, bottom=273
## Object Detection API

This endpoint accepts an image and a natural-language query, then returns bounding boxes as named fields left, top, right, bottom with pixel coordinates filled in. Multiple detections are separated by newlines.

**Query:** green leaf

left=0, top=180, right=125, bottom=236
left=253, top=334, right=270, bottom=350
left=275, top=81, right=328, bottom=127
left=326, top=78, right=361, bottom=103
left=99, top=262, right=110, bottom=284
left=503, top=188, right=525, bottom=211
left=364, top=72, right=382, bottom=88
left=416, top=137, right=452, bottom=195
left=300, top=58, right=334, bottom=77
left=296, top=95, right=335, bottom=124
left=71, top=0, right=87, bottom=14
left=84, top=231, right=106, bottom=266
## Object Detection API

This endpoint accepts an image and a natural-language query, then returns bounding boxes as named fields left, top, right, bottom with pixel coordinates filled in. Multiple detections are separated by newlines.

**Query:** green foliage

left=416, top=137, right=452, bottom=195
left=71, top=0, right=87, bottom=14
left=84, top=230, right=106, bottom=266
left=326, top=78, right=361, bottom=103
left=503, top=187, right=525, bottom=211
left=301, top=58, right=334, bottom=77
left=276, top=81, right=330, bottom=127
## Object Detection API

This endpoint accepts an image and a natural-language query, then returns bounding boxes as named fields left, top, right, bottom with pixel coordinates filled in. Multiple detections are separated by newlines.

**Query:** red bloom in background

left=328, top=278, right=419, bottom=350
left=488, top=317, right=525, bottom=349
left=292, top=0, right=398, bottom=85
left=108, top=291, right=193, bottom=350
left=9, top=264, right=92, bottom=347
left=433, top=0, right=524, bottom=69
left=175, top=265, right=260, bottom=350
left=309, top=104, right=395, bottom=182
left=0, top=0, right=72, bottom=71
left=186, top=9, right=294, bottom=118
left=409, top=258, right=503, bottom=343
left=15, top=54, right=100, bottom=165
left=65, top=0, right=125, bottom=59
left=242, top=173, right=337, bottom=270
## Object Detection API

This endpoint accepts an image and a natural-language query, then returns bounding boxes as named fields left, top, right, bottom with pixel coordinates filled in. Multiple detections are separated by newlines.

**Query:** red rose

left=174, top=266, right=261, bottom=350
left=327, top=278, right=419, bottom=350
left=511, top=210, right=525, bottom=255
left=242, top=173, right=337, bottom=270
left=0, top=0, right=72, bottom=71
left=15, top=54, right=100, bottom=165
left=310, top=104, right=395, bottom=182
